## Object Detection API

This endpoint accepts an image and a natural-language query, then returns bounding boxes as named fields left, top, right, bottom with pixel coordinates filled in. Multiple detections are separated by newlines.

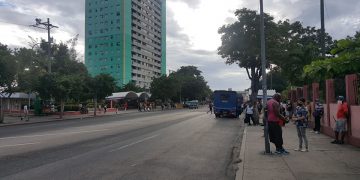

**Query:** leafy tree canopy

left=218, top=8, right=334, bottom=99
left=303, top=32, right=360, bottom=81
left=150, top=66, right=211, bottom=102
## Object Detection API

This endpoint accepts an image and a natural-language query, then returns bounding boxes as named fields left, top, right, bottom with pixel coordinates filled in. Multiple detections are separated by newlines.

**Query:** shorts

left=335, top=120, right=347, bottom=133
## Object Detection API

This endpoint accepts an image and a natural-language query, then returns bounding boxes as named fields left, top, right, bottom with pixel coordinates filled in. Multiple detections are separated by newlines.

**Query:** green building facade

left=85, top=0, right=166, bottom=88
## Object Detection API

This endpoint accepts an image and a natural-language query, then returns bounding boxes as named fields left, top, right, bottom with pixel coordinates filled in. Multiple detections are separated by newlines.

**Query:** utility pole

left=270, top=65, right=273, bottom=90
left=260, top=0, right=271, bottom=154
left=0, top=95, right=3, bottom=123
left=320, top=0, right=325, bottom=57
left=31, top=18, right=58, bottom=73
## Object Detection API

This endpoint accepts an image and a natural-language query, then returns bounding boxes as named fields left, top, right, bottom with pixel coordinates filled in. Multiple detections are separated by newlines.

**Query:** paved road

left=0, top=108, right=243, bottom=180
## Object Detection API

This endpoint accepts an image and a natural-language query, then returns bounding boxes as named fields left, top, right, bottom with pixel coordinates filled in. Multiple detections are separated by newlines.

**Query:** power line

left=0, top=19, right=51, bottom=34
left=0, top=20, right=30, bottom=27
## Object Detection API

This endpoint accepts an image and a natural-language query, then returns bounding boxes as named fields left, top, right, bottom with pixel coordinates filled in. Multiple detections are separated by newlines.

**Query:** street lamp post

left=260, top=0, right=271, bottom=154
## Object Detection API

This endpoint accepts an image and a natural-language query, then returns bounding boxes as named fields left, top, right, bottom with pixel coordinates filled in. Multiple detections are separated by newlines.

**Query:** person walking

left=103, top=104, right=107, bottom=114
left=292, top=98, right=309, bottom=152
left=331, top=96, right=349, bottom=144
left=313, top=99, right=324, bottom=134
left=207, top=102, right=213, bottom=114
left=244, top=102, right=255, bottom=125
left=267, top=93, right=289, bottom=155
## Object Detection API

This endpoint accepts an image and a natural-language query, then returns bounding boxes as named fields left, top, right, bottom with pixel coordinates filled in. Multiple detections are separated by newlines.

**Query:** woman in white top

left=245, top=102, right=255, bottom=125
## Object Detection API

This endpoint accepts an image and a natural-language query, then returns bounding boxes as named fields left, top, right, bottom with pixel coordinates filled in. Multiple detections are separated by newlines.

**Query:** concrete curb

left=0, top=114, right=99, bottom=127
left=0, top=109, right=184, bottom=128
left=235, top=126, right=247, bottom=180
left=0, top=111, right=139, bottom=128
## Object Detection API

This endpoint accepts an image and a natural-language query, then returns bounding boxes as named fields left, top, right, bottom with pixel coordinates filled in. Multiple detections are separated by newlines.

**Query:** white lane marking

left=0, top=129, right=111, bottom=140
left=109, top=134, right=160, bottom=152
left=0, top=142, right=41, bottom=148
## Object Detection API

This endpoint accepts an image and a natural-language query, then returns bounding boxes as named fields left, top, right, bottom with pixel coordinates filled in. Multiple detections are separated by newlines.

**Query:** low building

left=0, top=92, right=36, bottom=111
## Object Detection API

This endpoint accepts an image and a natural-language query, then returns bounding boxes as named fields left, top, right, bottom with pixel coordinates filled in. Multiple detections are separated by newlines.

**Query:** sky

left=0, top=0, right=359, bottom=91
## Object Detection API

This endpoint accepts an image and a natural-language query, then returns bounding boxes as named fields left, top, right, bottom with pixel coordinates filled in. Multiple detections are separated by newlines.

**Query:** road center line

left=109, top=134, right=160, bottom=152
left=0, top=129, right=111, bottom=140
left=0, top=142, right=41, bottom=148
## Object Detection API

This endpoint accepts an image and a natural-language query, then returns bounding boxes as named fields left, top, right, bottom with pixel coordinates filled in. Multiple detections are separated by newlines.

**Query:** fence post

left=303, top=85, right=309, bottom=101
left=312, top=83, right=319, bottom=103
left=345, top=74, right=358, bottom=136
left=345, top=74, right=358, bottom=106
left=326, top=79, right=335, bottom=130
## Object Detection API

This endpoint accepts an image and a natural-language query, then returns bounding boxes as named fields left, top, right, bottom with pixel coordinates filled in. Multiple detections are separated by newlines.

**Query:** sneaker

left=274, top=150, right=283, bottom=155
left=294, top=148, right=301, bottom=151
left=339, top=140, right=344, bottom=144
left=281, top=149, right=290, bottom=155
left=315, top=131, right=320, bottom=134
left=331, top=140, right=339, bottom=144
left=301, top=148, right=308, bottom=152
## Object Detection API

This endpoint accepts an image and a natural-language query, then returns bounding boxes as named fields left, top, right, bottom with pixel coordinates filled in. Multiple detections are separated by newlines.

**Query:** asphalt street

left=0, top=108, right=243, bottom=180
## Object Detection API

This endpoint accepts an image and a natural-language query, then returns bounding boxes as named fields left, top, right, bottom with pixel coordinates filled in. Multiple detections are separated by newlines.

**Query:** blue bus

left=213, top=90, right=243, bottom=118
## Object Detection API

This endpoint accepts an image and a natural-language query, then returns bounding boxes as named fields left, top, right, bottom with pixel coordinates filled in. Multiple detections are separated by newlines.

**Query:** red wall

left=351, top=106, right=360, bottom=139
left=305, top=74, right=360, bottom=147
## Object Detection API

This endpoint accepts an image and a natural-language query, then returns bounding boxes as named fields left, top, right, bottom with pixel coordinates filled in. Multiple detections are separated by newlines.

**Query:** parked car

left=187, top=100, right=199, bottom=109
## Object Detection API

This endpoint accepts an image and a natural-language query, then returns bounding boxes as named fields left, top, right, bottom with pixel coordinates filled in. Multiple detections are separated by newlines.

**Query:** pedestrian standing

left=306, top=101, right=312, bottom=120
left=22, top=105, right=29, bottom=121
left=207, top=102, right=213, bottom=114
left=331, top=96, right=349, bottom=144
left=244, top=102, right=255, bottom=125
left=267, top=93, right=289, bottom=155
left=138, top=102, right=142, bottom=112
left=124, top=102, right=128, bottom=111
left=292, top=98, right=309, bottom=152
left=115, top=104, right=119, bottom=114
left=313, top=99, right=324, bottom=134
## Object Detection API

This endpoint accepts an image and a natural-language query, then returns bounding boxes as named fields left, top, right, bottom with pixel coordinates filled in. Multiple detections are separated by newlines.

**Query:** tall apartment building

left=85, top=0, right=166, bottom=89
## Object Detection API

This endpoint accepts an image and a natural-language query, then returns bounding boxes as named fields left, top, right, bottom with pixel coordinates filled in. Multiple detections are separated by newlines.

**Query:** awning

left=106, top=91, right=138, bottom=100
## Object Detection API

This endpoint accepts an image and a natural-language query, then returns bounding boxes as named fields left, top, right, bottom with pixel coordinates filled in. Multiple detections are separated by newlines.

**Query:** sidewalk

left=0, top=109, right=139, bottom=127
left=236, top=124, right=360, bottom=180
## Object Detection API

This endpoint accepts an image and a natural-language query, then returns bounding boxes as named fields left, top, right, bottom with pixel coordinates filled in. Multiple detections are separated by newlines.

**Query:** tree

left=303, top=32, right=360, bottom=81
left=218, top=8, right=334, bottom=99
left=271, top=21, right=333, bottom=86
left=150, top=66, right=212, bottom=102
left=150, top=75, right=179, bottom=102
left=218, top=9, right=277, bottom=101
left=173, top=66, right=210, bottom=101
left=88, top=74, right=116, bottom=116
left=0, top=43, right=17, bottom=122
left=260, top=67, right=289, bottom=93
left=0, top=44, right=17, bottom=96
left=118, top=82, right=145, bottom=92
left=15, top=47, right=47, bottom=107
left=24, top=40, right=91, bottom=117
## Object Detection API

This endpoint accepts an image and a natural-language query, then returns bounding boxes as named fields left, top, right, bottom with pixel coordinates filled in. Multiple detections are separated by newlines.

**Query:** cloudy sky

left=1, top=0, right=359, bottom=91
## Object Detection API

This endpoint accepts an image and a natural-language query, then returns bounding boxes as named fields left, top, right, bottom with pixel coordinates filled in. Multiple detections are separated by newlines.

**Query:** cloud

left=172, top=0, right=202, bottom=9
left=0, top=0, right=15, bottom=8
left=240, top=0, right=360, bottom=39
left=0, top=0, right=85, bottom=58
left=0, top=0, right=359, bottom=92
